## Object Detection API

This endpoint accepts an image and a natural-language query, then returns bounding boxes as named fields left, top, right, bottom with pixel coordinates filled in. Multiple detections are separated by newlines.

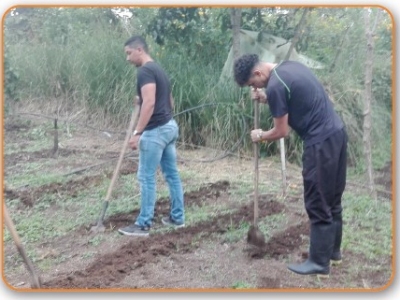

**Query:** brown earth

left=2, top=115, right=393, bottom=291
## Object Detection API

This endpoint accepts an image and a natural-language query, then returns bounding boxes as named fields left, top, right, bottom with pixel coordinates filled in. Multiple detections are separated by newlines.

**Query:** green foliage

left=5, top=8, right=134, bottom=118
left=3, top=7, right=393, bottom=170
left=156, top=48, right=249, bottom=152
left=148, top=8, right=203, bottom=46
left=245, top=8, right=299, bottom=40
left=299, top=8, right=393, bottom=170
left=146, top=8, right=231, bottom=63
left=4, top=8, right=120, bottom=44
left=4, top=52, right=19, bottom=102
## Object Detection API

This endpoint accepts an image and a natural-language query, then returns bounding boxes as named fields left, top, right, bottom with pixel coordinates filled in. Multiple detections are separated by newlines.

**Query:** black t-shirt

left=266, top=61, right=344, bottom=146
left=136, top=61, right=172, bottom=131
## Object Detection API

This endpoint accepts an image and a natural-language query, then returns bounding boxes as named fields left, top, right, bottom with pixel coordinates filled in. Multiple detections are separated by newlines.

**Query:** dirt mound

left=42, top=194, right=288, bottom=289
left=5, top=175, right=105, bottom=207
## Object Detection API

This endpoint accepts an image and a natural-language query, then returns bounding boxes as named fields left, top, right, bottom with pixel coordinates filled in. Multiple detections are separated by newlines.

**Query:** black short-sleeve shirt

left=266, top=61, right=344, bottom=146
left=136, top=61, right=172, bottom=131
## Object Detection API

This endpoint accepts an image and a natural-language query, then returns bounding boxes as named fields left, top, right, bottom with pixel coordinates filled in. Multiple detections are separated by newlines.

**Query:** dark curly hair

left=233, top=54, right=259, bottom=86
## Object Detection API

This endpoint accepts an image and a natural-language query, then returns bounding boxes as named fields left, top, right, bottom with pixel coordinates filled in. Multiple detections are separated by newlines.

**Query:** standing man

left=233, top=54, right=347, bottom=277
left=118, top=35, right=185, bottom=237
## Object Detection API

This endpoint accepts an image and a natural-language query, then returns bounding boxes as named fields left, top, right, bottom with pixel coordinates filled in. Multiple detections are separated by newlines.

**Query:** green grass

left=7, top=166, right=67, bottom=189
left=223, top=218, right=249, bottom=243
left=4, top=173, right=128, bottom=243
left=88, top=235, right=104, bottom=246
left=341, top=192, right=392, bottom=258
left=259, top=213, right=289, bottom=238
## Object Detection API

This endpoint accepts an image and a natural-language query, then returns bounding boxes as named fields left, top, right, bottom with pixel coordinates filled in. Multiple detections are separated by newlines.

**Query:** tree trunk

left=230, top=8, right=241, bottom=61
left=363, top=9, right=381, bottom=200
left=284, top=8, right=309, bottom=61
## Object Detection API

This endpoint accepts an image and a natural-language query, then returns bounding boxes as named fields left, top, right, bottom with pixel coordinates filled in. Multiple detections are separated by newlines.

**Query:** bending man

left=233, top=54, right=347, bottom=277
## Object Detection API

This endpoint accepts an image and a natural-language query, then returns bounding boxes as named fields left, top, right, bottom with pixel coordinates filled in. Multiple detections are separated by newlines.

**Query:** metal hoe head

left=247, top=224, right=266, bottom=248
left=90, top=220, right=106, bottom=233
left=89, top=201, right=108, bottom=233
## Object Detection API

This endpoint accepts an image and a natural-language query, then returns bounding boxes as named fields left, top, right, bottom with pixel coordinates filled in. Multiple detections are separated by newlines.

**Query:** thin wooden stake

left=52, top=118, right=59, bottom=158
left=279, top=138, right=287, bottom=198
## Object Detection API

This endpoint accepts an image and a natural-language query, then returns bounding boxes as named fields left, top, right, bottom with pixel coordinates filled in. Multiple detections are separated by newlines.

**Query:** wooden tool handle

left=4, top=204, right=41, bottom=288
left=253, top=101, right=260, bottom=224
left=104, top=109, right=137, bottom=201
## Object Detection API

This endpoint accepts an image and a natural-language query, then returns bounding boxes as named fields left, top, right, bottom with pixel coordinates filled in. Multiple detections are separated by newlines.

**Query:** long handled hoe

left=246, top=101, right=266, bottom=248
left=90, top=108, right=137, bottom=233
left=4, top=204, right=42, bottom=288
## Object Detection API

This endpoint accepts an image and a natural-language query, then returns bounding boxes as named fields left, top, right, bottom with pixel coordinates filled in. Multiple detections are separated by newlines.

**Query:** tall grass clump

left=5, top=22, right=137, bottom=128
left=157, top=48, right=252, bottom=154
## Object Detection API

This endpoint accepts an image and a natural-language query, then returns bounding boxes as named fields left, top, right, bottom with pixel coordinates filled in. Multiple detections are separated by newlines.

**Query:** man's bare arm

left=134, top=83, right=156, bottom=133
left=251, top=114, right=290, bottom=142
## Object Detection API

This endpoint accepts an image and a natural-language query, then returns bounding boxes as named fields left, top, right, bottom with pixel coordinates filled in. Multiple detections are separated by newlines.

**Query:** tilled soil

left=3, top=116, right=393, bottom=291
left=38, top=180, right=295, bottom=289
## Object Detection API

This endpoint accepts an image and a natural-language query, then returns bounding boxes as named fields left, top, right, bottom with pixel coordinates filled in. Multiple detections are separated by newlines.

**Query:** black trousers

left=302, top=128, right=348, bottom=225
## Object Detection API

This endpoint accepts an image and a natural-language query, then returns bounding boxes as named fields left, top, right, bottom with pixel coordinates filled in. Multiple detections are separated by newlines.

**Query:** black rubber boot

left=287, top=223, right=335, bottom=278
left=330, top=214, right=343, bottom=266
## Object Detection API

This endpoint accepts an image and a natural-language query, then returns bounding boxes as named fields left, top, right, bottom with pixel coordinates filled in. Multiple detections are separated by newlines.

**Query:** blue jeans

left=135, top=119, right=184, bottom=227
